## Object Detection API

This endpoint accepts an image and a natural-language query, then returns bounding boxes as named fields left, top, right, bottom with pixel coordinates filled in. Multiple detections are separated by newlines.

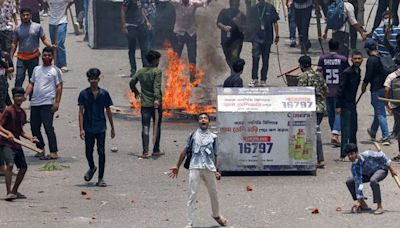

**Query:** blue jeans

left=49, top=23, right=68, bottom=68
left=341, top=105, right=358, bottom=158
left=85, top=131, right=106, bottom=179
left=326, top=97, right=341, bottom=134
left=15, top=57, right=39, bottom=87
left=370, top=88, right=389, bottom=139
left=288, top=4, right=296, bottom=40
left=147, top=12, right=156, bottom=49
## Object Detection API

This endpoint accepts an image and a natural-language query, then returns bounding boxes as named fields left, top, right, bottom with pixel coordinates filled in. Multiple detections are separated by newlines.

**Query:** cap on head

left=298, top=55, right=312, bottom=68
left=344, top=143, right=358, bottom=155
left=11, top=87, right=25, bottom=97
left=87, top=68, right=101, bottom=78
left=364, top=38, right=377, bottom=50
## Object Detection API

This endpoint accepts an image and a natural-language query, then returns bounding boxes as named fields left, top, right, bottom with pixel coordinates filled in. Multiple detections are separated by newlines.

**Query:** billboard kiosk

left=217, top=87, right=317, bottom=174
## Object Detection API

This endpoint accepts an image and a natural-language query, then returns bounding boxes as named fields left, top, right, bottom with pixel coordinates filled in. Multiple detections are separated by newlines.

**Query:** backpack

left=326, top=0, right=347, bottom=30
left=390, top=70, right=400, bottom=100
left=183, top=132, right=194, bottom=169
left=379, top=55, right=397, bottom=76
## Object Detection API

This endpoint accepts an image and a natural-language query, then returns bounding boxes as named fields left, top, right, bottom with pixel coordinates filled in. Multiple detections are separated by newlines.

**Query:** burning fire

left=127, top=46, right=215, bottom=116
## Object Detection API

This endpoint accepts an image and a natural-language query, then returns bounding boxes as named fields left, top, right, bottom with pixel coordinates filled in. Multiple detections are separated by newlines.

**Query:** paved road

left=1, top=1, right=400, bottom=227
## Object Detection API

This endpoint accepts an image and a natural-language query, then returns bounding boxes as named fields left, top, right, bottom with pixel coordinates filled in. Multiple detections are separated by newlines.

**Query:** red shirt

left=0, top=105, right=27, bottom=149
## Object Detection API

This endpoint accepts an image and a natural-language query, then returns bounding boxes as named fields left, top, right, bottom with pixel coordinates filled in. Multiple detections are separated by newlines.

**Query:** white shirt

left=334, top=2, right=358, bottom=33
left=384, top=69, right=400, bottom=108
left=46, top=0, right=73, bottom=25
left=30, top=65, right=63, bottom=106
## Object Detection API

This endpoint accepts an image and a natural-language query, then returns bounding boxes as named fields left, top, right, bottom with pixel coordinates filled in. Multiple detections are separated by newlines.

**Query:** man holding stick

left=130, top=50, right=163, bottom=159
left=0, top=87, right=38, bottom=201
left=344, top=143, right=398, bottom=214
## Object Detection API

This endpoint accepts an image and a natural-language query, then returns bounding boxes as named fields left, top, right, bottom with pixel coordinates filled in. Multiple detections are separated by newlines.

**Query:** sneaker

left=392, top=155, right=400, bottom=162
left=259, top=80, right=267, bottom=87
left=61, top=66, right=69, bottom=73
left=34, top=152, right=44, bottom=158
left=290, top=39, right=296, bottom=47
left=367, top=128, right=376, bottom=141
left=96, top=179, right=107, bottom=187
left=382, top=138, right=391, bottom=146
left=184, top=224, right=193, bottom=228
left=248, top=79, right=259, bottom=87
left=5, top=193, right=17, bottom=201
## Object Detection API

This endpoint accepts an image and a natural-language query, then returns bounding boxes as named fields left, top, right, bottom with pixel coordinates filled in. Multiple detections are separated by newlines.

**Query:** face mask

left=42, top=57, right=52, bottom=66
left=384, top=19, right=389, bottom=26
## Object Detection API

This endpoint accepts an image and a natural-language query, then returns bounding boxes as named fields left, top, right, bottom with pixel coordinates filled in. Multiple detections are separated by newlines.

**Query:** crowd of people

left=2, top=0, right=400, bottom=227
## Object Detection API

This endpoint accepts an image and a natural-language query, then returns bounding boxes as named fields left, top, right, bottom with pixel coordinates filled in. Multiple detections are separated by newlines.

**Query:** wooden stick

left=378, top=97, right=400, bottom=103
left=0, top=131, right=44, bottom=154
left=372, top=142, right=400, bottom=189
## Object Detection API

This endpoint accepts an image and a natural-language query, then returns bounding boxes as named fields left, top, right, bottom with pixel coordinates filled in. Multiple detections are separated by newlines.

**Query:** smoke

left=194, top=1, right=230, bottom=104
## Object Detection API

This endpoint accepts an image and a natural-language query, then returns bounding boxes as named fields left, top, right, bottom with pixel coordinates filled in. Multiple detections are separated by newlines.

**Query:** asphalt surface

left=1, top=1, right=400, bottom=228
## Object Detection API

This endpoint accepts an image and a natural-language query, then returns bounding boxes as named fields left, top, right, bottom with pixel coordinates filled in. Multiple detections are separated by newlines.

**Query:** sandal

left=374, top=208, right=384, bottom=215
left=5, top=193, right=17, bottom=201
left=152, top=151, right=165, bottom=156
left=84, top=167, right=97, bottom=182
left=213, top=215, right=228, bottom=226
left=96, top=179, right=107, bottom=187
left=140, top=152, right=151, bottom=159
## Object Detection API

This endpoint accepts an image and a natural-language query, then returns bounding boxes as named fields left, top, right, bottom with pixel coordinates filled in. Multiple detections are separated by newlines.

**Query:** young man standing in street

left=169, top=113, right=228, bottom=228
left=362, top=38, right=391, bottom=145
left=0, top=87, right=38, bottom=201
left=25, top=47, right=63, bottom=160
left=323, top=0, right=366, bottom=58
left=383, top=57, right=400, bottom=162
left=297, top=55, right=327, bottom=168
left=11, top=8, right=53, bottom=87
left=344, top=143, right=397, bottom=215
left=372, top=11, right=400, bottom=57
left=0, top=0, right=18, bottom=53
left=139, top=0, right=157, bottom=49
left=336, top=50, right=363, bottom=160
left=121, top=0, right=149, bottom=76
left=168, top=0, right=212, bottom=82
left=317, top=39, right=350, bottom=146
left=78, top=68, right=115, bottom=187
left=248, top=0, right=279, bottom=87
left=217, top=0, right=246, bottom=70
left=130, top=50, right=163, bottom=158
left=47, top=0, right=74, bottom=72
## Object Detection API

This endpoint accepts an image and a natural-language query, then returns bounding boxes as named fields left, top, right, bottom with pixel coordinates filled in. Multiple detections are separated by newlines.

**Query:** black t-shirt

left=364, top=55, right=387, bottom=91
left=249, top=2, right=279, bottom=44
left=217, top=8, right=246, bottom=45
left=123, top=0, right=145, bottom=26
left=223, top=74, right=243, bottom=88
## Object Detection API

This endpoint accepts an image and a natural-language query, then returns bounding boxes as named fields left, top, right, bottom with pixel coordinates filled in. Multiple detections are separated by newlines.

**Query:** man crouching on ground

left=344, top=143, right=398, bottom=214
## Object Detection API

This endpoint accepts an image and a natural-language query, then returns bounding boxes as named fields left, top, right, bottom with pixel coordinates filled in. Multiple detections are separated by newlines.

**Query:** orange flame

left=127, top=46, right=216, bottom=116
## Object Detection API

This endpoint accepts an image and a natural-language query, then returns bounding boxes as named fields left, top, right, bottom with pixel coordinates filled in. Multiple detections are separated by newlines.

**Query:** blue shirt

left=351, top=150, right=391, bottom=199
left=372, top=25, right=400, bottom=56
left=78, top=87, right=113, bottom=134
left=185, top=129, right=218, bottom=172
